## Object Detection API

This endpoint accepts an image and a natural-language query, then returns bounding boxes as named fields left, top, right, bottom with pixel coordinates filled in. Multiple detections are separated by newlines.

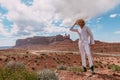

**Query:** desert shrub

left=26, top=51, right=29, bottom=54
left=57, top=65, right=67, bottom=70
left=94, top=65, right=98, bottom=68
left=68, top=52, right=73, bottom=54
left=40, top=53, right=47, bottom=56
left=0, top=58, right=2, bottom=61
left=108, top=64, right=120, bottom=71
left=4, top=58, right=8, bottom=62
left=67, top=66, right=83, bottom=72
left=49, top=68, right=56, bottom=72
left=0, top=68, right=37, bottom=80
left=4, top=61, right=25, bottom=71
left=53, top=58, right=61, bottom=64
left=37, top=69, right=59, bottom=80
left=24, top=55, right=28, bottom=58
left=0, top=61, right=37, bottom=80
left=5, top=54, right=10, bottom=58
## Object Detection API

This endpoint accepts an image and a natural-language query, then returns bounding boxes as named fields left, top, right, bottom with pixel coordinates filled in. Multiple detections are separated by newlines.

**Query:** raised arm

left=70, top=22, right=78, bottom=32
left=87, top=27, right=95, bottom=44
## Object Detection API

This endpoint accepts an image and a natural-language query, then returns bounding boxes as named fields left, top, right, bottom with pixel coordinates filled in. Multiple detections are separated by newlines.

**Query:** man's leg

left=84, top=44, right=95, bottom=74
left=79, top=44, right=87, bottom=72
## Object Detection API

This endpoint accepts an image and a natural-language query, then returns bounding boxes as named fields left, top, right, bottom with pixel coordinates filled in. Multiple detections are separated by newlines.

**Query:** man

left=70, top=19, right=95, bottom=74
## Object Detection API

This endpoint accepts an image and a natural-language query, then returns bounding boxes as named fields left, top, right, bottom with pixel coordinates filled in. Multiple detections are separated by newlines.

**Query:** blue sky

left=87, top=5, right=120, bottom=42
left=0, top=0, right=120, bottom=46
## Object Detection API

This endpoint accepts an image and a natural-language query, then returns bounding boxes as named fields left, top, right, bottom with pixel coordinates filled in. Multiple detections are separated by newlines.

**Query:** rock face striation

left=15, top=34, right=71, bottom=47
left=14, top=34, right=120, bottom=53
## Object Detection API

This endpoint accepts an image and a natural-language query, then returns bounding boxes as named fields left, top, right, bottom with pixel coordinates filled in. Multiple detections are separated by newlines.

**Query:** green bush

left=37, top=69, right=59, bottom=80
left=108, top=64, right=120, bottom=71
left=4, top=61, right=25, bottom=71
left=53, top=58, right=61, bottom=64
left=0, top=61, right=59, bottom=80
left=0, top=68, right=37, bottom=80
left=57, top=65, right=67, bottom=70
left=0, top=61, right=37, bottom=80
left=67, top=66, right=83, bottom=72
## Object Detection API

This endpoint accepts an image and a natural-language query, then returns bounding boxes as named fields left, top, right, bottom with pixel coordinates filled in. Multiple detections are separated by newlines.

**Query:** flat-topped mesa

left=14, top=34, right=71, bottom=47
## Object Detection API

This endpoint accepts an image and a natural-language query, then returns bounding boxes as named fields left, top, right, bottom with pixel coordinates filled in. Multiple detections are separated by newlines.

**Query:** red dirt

left=0, top=49, right=120, bottom=80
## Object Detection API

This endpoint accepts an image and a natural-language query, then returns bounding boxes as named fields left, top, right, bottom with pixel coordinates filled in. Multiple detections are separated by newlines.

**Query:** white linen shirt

left=70, top=26, right=95, bottom=44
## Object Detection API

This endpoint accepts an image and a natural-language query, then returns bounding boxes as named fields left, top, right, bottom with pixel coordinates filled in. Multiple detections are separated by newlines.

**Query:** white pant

left=78, top=42, right=93, bottom=67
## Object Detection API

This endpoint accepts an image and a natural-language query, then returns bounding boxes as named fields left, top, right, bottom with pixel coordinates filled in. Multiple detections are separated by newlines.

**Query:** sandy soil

left=0, top=49, right=120, bottom=80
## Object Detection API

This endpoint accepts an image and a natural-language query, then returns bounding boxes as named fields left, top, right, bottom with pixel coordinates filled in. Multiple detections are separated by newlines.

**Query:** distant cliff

left=14, top=34, right=120, bottom=53
left=15, top=34, right=71, bottom=47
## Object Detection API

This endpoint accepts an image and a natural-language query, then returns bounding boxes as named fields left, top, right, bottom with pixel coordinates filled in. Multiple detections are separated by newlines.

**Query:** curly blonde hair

left=76, top=19, right=85, bottom=26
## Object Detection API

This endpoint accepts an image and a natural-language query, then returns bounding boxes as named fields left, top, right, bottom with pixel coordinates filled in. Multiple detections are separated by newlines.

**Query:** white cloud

left=0, top=0, right=120, bottom=46
left=0, top=0, right=55, bottom=37
left=110, top=14, right=118, bottom=18
left=0, top=23, right=9, bottom=36
left=114, top=31, right=120, bottom=34
left=44, top=26, right=69, bottom=33
left=0, top=0, right=120, bottom=36
left=53, top=0, right=120, bottom=26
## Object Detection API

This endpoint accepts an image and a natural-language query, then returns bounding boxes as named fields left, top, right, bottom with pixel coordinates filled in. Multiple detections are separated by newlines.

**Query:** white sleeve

left=87, top=27, right=95, bottom=44
left=70, top=27, right=78, bottom=32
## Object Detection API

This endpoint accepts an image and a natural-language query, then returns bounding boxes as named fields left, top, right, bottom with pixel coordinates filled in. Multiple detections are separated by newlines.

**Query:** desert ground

left=0, top=49, right=120, bottom=80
